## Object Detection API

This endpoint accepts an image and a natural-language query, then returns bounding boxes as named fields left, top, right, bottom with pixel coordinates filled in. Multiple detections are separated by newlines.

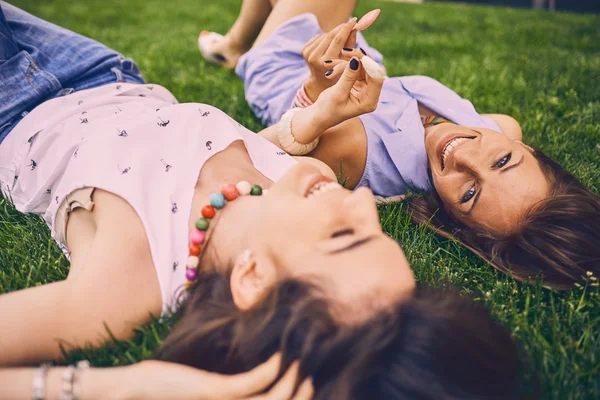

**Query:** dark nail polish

left=360, top=47, right=367, bottom=56
left=325, top=69, right=334, bottom=77
left=350, top=58, right=359, bottom=71
left=324, top=60, right=333, bottom=64
left=343, top=47, right=353, bottom=52
left=214, top=54, right=227, bottom=62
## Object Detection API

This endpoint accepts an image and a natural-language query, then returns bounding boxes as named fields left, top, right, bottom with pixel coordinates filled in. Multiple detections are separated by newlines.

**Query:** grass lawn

left=1, top=0, right=599, bottom=398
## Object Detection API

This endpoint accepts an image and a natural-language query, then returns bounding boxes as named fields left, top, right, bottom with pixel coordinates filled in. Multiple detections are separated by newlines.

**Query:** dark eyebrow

left=466, top=155, right=525, bottom=215
left=500, top=155, right=525, bottom=174
left=329, top=236, right=376, bottom=255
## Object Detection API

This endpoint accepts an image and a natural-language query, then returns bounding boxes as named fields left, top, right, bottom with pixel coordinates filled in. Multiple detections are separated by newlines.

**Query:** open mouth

left=439, top=135, right=476, bottom=170
left=305, top=180, right=343, bottom=198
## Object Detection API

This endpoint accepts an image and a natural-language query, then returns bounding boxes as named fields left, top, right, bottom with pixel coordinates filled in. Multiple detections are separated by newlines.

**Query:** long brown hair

left=157, top=271, right=534, bottom=399
left=408, top=149, right=600, bottom=290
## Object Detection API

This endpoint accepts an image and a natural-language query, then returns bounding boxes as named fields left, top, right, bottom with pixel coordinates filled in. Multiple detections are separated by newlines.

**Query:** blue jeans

left=0, top=2, right=145, bottom=144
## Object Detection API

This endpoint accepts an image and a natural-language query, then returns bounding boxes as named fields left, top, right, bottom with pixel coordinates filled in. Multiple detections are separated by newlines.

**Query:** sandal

left=198, top=31, right=236, bottom=69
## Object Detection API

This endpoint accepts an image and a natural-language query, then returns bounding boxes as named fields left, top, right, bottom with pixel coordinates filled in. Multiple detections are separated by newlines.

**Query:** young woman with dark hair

left=200, top=0, right=600, bottom=290
left=158, top=270, right=531, bottom=400
left=0, top=2, right=525, bottom=398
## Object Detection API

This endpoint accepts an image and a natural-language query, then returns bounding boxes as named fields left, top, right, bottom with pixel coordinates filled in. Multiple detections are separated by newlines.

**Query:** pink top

left=0, top=83, right=297, bottom=314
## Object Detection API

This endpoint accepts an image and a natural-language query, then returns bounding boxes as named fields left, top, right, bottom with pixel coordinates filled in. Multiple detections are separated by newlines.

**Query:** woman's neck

left=189, top=141, right=270, bottom=271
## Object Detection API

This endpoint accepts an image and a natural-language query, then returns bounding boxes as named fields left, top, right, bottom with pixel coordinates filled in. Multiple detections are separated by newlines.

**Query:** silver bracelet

left=32, top=363, right=51, bottom=400
left=72, top=360, right=91, bottom=400
left=60, top=361, right=91, bottom=400
left=60, top=365, right=76, bottom=400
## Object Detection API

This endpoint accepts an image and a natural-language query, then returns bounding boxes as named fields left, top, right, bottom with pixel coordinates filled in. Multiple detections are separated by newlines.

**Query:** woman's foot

left=198, top=31, right=249, bottom=69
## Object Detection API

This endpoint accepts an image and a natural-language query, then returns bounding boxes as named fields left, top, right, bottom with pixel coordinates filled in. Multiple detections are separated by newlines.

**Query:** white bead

left=186, top=255, right=199, bottom=269
left=236, top=181, right=252, bottom=196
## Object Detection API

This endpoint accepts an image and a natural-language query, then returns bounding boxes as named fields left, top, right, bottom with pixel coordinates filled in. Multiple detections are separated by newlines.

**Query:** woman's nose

left=451, top=143, right=480, bottom=173
left=343, top=187, right=381, bottom=229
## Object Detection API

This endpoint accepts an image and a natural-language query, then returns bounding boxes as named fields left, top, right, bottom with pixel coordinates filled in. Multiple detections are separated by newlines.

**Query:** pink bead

left=186, top=268, right=198, bottom=281
left=221, top=184, right=239, bottom=201
left=189, top=230, right=205, bottom=244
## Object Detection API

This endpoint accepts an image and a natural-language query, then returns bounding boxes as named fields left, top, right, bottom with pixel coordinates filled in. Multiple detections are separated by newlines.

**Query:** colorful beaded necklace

left=185, top=181, right=263, bottom=288
left=421, top=115, right=456, bottom=128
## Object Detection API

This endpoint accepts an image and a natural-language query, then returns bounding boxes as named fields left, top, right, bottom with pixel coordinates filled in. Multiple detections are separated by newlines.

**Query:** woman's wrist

left=76, top=365, right=131, bottom=400
left=289, top=105, right=330, bottom=144
left=303, top=78, right=326, bottom=103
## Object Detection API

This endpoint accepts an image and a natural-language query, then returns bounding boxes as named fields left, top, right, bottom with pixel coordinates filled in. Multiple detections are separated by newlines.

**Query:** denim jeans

left=0, top=2, right=145, bottom=144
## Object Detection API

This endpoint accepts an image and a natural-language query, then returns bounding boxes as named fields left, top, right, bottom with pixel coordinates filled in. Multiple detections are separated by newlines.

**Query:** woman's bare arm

left=259, top=57, right=381, bottom=189
left=0, top=353, right=312, bottom=400
left=0, top=366, right=122, bottom=399
left=0, top=190, right=163, bottom=366
left=257, top=104, right=329, bottom=147
left=483, top=114, right=523, bottom=141
left=259, top=113, right=367, bottom=189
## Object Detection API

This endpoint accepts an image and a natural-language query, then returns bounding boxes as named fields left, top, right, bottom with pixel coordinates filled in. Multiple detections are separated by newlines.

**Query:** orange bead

left=189, top=244, right=201, bottom=256
left=201, top=205, right=216, bottom=219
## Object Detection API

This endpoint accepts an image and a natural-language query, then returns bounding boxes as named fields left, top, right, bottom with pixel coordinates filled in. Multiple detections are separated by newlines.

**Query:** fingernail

left=325, top=69, right=334, bottom=76
left=214, top=54, right=227, bottom=62
left=360, top=47, right=367, bottom=56
left=343, top=47, right=353, bottom=52
left=350, top=58, right=359, bottom=71
left=324, top=60, right=333, bottom=64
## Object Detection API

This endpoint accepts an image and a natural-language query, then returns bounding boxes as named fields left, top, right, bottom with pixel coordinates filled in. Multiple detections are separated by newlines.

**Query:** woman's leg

left=209, top=0, right=358, bottom=66
left=254, top=0, right=358, bottom=46
left=224, top=0, right=273, bottom=54
left=206, top=0, right=272, bottom=67
left=0, top=2, right=144, bottom=144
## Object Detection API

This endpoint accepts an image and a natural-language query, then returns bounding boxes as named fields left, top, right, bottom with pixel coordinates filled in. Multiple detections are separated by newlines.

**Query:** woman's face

left=235, top=163, right=415, bottom=321
left=424, top=124, right=549, bottom=234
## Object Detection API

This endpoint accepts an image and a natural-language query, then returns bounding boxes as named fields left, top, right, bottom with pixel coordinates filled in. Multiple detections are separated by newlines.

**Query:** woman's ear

left=230, top=250, right=276, bottom=310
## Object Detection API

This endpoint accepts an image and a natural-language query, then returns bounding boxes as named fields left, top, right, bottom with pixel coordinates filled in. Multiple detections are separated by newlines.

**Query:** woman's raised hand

left=301, top=19, right=358, bottom=101
left=117, top=353, right=313, bottom=400
left=313, top=55, right=385, bottom=128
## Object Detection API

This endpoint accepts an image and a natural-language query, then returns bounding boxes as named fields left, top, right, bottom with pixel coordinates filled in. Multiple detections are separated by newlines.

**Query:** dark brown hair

left=409, top=149, right=600, bottom=290
left=157, top=271, right=531, bottom=399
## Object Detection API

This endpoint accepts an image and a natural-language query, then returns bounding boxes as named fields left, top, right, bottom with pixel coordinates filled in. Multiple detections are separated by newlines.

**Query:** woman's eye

left=331, top=229, right=354, bottom=238
left=461, top=185, right=476, bottom=204
left=495, top=153, right=512, bottom=168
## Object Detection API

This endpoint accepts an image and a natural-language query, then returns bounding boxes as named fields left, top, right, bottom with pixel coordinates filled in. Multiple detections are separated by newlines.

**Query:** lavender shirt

left=237, top=13, right=501, bottom=197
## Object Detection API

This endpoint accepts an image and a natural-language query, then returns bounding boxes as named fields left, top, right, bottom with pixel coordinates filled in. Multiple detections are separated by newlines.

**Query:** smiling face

left=230, top=163, right=415, bottom=322
left=424, top=124, right=550, bottom=234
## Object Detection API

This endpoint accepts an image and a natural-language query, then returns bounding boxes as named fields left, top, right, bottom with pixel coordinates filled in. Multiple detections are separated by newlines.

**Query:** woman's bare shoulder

left=482, top=114, right=523, bottom=141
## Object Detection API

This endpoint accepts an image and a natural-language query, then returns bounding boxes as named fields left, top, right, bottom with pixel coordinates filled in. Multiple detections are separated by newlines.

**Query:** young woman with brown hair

left=200, top=0, right=600, bottom=290
left=0, top=2, right=525, bottom=398
left=157, top=270, right=531, bottom=400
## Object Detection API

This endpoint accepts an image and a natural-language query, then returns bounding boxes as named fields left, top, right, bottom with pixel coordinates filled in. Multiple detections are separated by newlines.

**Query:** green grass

left=1, top=0, right=599, bottom=398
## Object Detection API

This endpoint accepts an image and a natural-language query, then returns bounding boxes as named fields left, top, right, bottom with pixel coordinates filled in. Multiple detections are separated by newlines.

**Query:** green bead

left=250, top=184, right=263, bottom=196
left=195, top=218, right=209, bottom=231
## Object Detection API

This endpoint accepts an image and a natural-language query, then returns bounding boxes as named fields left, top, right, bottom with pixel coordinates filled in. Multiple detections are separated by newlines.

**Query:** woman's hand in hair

left=314, top=56, right=385, bottom=128
left=301, top=19, right=358, bottom=102
left=116, top=353, right=313, bottom=400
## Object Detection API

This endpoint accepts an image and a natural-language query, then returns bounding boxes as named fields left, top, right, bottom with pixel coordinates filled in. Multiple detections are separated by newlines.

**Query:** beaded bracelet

left=60, top=360, right=91, bottom=400
left=291, top=84, right=314, bottom=109
left=72, top=360, right=91, bottom=400
left=60, top=365, right=76, bottom=400
left=32, top=363, right=51, bottom=400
